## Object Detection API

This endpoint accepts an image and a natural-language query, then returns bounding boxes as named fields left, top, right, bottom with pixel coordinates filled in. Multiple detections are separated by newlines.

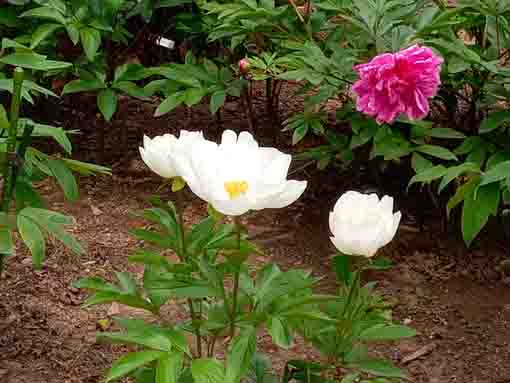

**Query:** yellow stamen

left=224, top=181, right=249, bottom=199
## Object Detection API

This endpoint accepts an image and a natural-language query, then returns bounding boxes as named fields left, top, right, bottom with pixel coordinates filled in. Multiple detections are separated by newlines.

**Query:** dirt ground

left=1, top=88, right=510, bottom=383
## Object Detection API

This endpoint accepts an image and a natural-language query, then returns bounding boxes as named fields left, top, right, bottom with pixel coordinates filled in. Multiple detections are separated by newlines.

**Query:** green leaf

left=80, top=27, right=102, bottom=62
left=210, top=90, right=226, bottom=114
left=479, top=111, right=510, bottom=134
left=106, top=350, right=166, bottom=382
left=333, top=254, right=352, bottom=285
left=66, top=23, right=80, bottom=45
left=267, top=316, right=293, bottom=349
left=116, top=271, right=138, bottom=294
left=98, top=330, right=173, bottom=352
left=359, top=325, right=416, bottom=341
left=428, top=128, right=466, bottom=139
left=114, top=63, right=150, bottom=82
left=62, top=78, right=106, bottom=94
left=0, top=227, right=13, bottom=255
left=447, top=176, right=480, bottom=216
left=191, top=359, right=225, bottom=383
left=27, top=120, right=73, bottom=154
left=353, top=359, right=405, bottom=379
left=0, top=105, right=9, bottom=130
left=292, top=124, right=308, bottom=145
left=408, top=165, right=447, bottom=188
left=156, top=352, right=184, bottom=383
left=46, top=158, right=79, bottom=201
left=31, top=23, right=62, bottom=49
left=19, top=208, right=84, bottom=255
left=112, top=81, right=148, bottom=99
left=438, top=162, right=481, bottom=193
left=97, top=89, right=118, bottom=121
left=183, top=88, right=205, bottom=107
left=416, top=145, right=457, bottom=160
left=155, top=93, right=184, bottom=117
left=74, top=276, right=121, bottom=293
left=462, top=183, right=500, bottom=247
left=20, top=6, right=66, bottom=24
left=411, top=152, right=433, bottom=173
left=0, top=54, right=71, bottom=71
left=479, top=161, right=510, bottom=187
left=225, top=327, right=257, bottom=383
left=83, top=291, right=154, bottom=312
left=17, top=214, right=46, bottom=269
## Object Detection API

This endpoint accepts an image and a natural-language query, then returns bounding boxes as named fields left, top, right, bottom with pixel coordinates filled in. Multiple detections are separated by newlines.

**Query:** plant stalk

left=188, top=298, right=203, bottom=357
left=230, top=216, right=242, bottom=338
left=0, top=68, right=24, bottom=273
left=175, top=189, right=203, bottom=356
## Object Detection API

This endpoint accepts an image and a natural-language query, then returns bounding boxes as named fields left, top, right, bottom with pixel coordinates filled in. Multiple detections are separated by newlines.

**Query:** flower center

left=224, top=181, right=249, bottom=200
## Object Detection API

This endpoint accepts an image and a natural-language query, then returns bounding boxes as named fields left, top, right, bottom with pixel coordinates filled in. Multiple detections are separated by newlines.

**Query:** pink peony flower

left=352, top=45, right=443, bottom=125
left=239, top=58, right=250, bottom=74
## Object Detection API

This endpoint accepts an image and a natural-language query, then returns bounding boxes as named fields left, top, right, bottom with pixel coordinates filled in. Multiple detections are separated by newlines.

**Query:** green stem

left=230, top=217, right=242, bottom=338
left=188, top=298, right=203, bottom=357
left=175, top=189, right=186, bottom=260
left=175, top=189, right=203, bottom=357
left=1, top=68, right=23, bottom=211
left=496, top=15, right=501, bottom=54
left=0, top=68, right=24, bottom=273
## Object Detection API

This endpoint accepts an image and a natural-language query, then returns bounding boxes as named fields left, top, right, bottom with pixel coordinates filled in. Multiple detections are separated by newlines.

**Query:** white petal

left=212, top=196, right=252, bottom=216
left=221, top=130, right=238, bottom=146
left=379, top=195, right=395, bottom=216
left=389, top=211, right=402, bottom=241
left=329, top=210, right=338, bottom=236
left=330, top=235, right=357, bottom=256
left=253, top=180, right=307, bottom=210
left=237, top=131, right=258, bottom=149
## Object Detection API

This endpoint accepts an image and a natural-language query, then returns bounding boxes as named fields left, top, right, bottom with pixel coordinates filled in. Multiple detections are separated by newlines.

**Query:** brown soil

left=1, top=89, right=510, bottom=383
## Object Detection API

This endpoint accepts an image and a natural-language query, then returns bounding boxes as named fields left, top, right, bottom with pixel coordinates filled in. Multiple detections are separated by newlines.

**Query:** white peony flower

left=139, top=130, right=205, bottom=179
left=174, top=130, right=307, bottom=216
left=329, top=191, right=401, bottom=257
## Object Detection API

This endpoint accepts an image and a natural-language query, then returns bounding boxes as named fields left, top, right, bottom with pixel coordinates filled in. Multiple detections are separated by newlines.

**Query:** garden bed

left=1, top=156, right=509, bottom=383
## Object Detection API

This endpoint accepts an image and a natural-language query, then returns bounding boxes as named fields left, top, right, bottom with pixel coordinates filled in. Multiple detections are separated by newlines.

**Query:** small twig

left=288, top=0, right=305, bottom=23
left=402, top=343, right=437, bottom=364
